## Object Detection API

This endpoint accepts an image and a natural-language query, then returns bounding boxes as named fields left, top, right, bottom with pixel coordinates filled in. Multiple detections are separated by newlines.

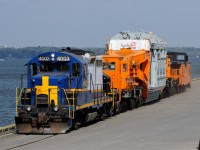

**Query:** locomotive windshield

left=38, top=63, right=70, bottom=72
left=39, top=63, right=54, bottom=72
left=30, top=63, right=70, bottom=75
left=56, top=63, right=70, bottom=72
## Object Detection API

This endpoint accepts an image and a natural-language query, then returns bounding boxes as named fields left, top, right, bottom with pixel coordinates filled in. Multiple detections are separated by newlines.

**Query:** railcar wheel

left=183, top=86, right=186, bottom=92
left=107, top=106, right=113, bottom=117
left=115, top=103, right=121, bottom=114
left=177, top=86, right=181, bottom=94
left=99, top=105, right=107, bottom=120
left=129, top=99, right=135, bottom=110
left=121, top=102, right=128, bottom=112
left=135, top=98, right=141, bottom=108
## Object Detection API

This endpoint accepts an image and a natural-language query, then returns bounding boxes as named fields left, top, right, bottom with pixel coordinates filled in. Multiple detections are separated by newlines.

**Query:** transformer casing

left=109, top=31, right=167, bottom=101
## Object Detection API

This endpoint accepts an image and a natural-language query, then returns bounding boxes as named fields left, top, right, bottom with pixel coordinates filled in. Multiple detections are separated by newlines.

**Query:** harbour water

left=0, top=57, right=200, bottom=127
left=0, top=59, right=27, bottom=127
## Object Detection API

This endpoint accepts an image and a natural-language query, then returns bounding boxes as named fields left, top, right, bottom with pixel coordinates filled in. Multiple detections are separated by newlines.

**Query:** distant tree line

left=0, top=46, right=61, bottom=59
left=0, top=46, right=199, bottom=59
left=167, top=47, right=200, bottom=57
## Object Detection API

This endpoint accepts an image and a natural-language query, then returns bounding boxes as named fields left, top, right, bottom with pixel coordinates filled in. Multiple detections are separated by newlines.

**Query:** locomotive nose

left=34, top=76, right=59, bottom=107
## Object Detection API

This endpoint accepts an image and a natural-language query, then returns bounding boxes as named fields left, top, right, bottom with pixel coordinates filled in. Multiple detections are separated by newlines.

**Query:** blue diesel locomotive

left=15, top=48, right=113, bottom=134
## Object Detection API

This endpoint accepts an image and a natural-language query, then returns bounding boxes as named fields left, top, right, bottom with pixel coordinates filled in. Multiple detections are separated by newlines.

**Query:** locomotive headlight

left=26, top=106, right=31, bottom=112
left=54, top=106, right=59, bottom=112
left=51, top=53, right=55, bottom=61
left=51, top=53, right=55, bottom=57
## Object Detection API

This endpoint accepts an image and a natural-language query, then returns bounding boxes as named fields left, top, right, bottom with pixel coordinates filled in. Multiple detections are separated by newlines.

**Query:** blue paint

left=24, top=51, right=90, bottom=108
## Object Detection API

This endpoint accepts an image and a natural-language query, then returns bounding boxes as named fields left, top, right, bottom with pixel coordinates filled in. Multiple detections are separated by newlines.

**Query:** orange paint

left=166, top=54, right=191, bottom=87
left=103, top=48, right=151, bottom=101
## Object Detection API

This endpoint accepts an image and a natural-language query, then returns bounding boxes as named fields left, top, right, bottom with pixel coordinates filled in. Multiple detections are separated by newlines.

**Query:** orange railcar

left=165, top=52, right=191, bottom=95
left=103, top=48, right=151, bottom=110
left=102, top=31, right=191, bottom=113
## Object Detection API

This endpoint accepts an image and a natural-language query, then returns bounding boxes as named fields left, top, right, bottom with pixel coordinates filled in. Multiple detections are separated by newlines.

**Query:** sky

left=0, top=0, right=199, bottom=48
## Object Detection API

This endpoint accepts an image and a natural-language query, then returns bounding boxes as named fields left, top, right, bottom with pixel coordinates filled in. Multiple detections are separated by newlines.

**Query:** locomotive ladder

left=108, top=82, right=120, bottom=112
left=63, top=88, right=76, bottom=119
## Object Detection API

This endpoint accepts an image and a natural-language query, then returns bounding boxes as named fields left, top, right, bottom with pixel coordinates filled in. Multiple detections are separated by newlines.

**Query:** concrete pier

left=0, top=80, right=200, bottom=150
left=0, top=124, right=15, bottom=133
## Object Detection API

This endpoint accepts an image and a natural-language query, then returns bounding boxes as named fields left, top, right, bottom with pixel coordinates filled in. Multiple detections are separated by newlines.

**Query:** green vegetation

left=0, top=46, right=199, bottom=59
left=0, top=47, right=61, bottom=59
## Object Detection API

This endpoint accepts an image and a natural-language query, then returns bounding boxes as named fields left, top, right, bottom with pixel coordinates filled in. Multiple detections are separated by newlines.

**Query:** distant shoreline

left=0, top=47, right=200, bottom=59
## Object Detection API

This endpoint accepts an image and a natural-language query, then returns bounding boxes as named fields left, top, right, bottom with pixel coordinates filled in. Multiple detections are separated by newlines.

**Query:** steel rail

left=3, top=135, right=55, bottom=150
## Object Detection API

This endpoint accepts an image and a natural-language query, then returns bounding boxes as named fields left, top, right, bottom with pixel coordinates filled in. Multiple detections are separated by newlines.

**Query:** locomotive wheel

left=100, top=112, right=106, bottom=121
left=73, top=122, right=80, bottom=130
left=72, top=113, right=81, bottom=130
left=106, top=104, right=113, bottom=117
left=100, top=115, right=106, bottom=121
left=72, top=120, right=80, bottom=130
left=99, top=105, right=106, bottom=120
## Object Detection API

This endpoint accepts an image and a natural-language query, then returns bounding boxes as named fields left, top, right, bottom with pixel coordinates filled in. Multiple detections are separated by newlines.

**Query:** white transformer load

left=109, top=31, right=167, bottom=102
left=82, top=53, right=103, bottom=91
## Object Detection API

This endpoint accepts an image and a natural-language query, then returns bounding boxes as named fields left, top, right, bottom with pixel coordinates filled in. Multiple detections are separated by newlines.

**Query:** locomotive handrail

left=93, top=84, right=104, bottom=104
left=62, top=88, right=76, bottom=119
left=62, top=88, right=71, bottom=119
left=65, top=74, right=71, bottom=88
left=112, top=84, right=115, bottom=110
left=16, top=87, right=25, bottom=116
left=71, top=88, right=75, bottom=119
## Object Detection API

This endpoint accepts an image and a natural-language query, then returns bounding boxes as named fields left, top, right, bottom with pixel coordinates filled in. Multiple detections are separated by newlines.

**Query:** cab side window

left=96, top=60, right=102, bottom=67
left=83, top=64, right=87, bottom=78
left=30, top=63, right=37, bottom=76
left=103, top=62, right=116, bottom=70
left=72, top=63, right=80, bottom=76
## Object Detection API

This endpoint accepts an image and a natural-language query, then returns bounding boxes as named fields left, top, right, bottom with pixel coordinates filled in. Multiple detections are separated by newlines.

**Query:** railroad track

left=0, top=130, right=56, bottom=150
left=3, top=135, right=55, bottom=150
